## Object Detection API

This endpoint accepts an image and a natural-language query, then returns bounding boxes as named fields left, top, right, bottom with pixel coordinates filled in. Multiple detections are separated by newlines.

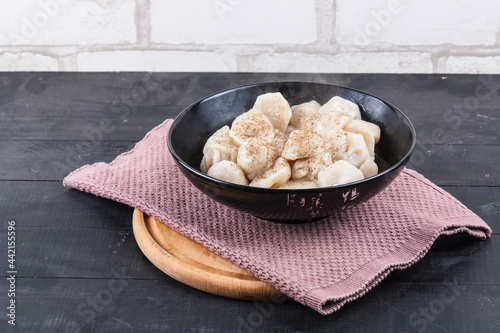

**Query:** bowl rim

left=167, top=80, right=417, bottom=193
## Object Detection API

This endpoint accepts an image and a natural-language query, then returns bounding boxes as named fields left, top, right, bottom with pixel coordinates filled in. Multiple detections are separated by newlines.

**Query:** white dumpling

left=345, top=119, right=381, bottom=144
left=289, top=100, right=321, bottom=129
left=300, top=111, right=353, bottom=140
left=250, top=157, right=291, bottom=188
left=200, top=93, right=380, bottom=188
left=364, top=120, right=381, bottom=144
left=359, top=158, right=378, bottom=178
left=317, top=160, right=364, bottom=187
left=281, top=130, right=328, bottom=161
left=318, top=96, right=361, bottom=120
left=200, top=126, right=239, bottom=173
left=237, top=137, right=276, bottom=180
left=270, top=129, right=289, bottom=160
left=285, top=125, right=297, bottom=134
left=332, top=131, right=370, bottom=169
left=344, top=120, right=376, bottom=157
left=291, top=152, right=332, bottom=181
left=252, top=92, right=292, bottom=133
left=207, top=160, right=248, bottom=186
left=279, top=179, right=319, bottom=189
left=229, top=109, right=275, bottom=146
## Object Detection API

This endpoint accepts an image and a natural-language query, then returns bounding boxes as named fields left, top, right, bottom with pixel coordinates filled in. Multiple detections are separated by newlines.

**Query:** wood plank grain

left=0, top=105, right=181, bottom=142
left=4, top=277, right=499, bottom=332
left=1, top=73, right=498, bottom=331
left=0, top=223, right=496, bottom=284
left=0, top=181, right=133, bottom=229
left=1, top=182, right=498, bottom=230
left=407, top=145, right=500, bottom=186
left=0, top=72, right=223, bottom=108
left=0, top=139, right=136, bottom=181
left=2, top=139, right=498, bottom=185
left=0, top=224, right=162, bottom=280
left=389, top=233, right=499, bottom=284
left=409, top=106, right=500, bottom=146
left=2, top=73, right=498, bottom=144
left=1, top=104, right=498, bottom=145
left=445, top=185, right=500, bottom=230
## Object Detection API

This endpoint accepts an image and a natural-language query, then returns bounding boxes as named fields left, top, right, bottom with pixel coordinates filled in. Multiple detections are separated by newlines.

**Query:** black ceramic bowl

left=167, top=82, right=416, bottom=223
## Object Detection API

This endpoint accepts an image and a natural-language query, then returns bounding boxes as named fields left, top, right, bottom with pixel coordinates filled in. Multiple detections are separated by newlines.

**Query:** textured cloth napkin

left=63, top=119, right=491, bottom=315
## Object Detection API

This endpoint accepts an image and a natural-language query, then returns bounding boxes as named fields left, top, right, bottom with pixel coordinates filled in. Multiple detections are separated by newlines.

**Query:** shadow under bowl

left=168, top=81, right=416, bottom=223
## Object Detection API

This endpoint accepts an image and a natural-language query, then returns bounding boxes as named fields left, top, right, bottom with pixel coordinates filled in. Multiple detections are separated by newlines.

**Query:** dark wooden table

left=1, top=72, right=499, bottom=332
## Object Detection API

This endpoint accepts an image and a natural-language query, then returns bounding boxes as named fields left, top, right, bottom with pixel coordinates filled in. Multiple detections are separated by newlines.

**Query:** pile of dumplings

left=200, top=92, right=380, bottom=189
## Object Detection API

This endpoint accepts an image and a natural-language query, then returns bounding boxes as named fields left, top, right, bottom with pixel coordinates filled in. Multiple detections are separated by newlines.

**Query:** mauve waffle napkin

left=63, top=119, right=491, bottom=315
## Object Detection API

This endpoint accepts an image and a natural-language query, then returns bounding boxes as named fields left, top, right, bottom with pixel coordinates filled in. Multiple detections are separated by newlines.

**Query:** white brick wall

left=77, top=50, right=236, bottom=71
left=446, top=56, right=500, bottom=74
left=335, top=0, right=500, bottom=46
left=150, top=0, right=317, bottom=45
left=0, top=0, right=136, bottom=45
left=0, top=52, right=59, bottom=71
left=0, top=0, right=499, bottom=73
left=244, top=52, right=432, bottom=73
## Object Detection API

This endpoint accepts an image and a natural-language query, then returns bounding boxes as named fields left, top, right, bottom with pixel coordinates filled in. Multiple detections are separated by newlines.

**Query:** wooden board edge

left=132, top=208, right=287, bottom=301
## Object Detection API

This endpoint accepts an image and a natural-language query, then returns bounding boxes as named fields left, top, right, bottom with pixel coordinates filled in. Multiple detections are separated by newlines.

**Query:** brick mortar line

left=2, top=44, right=500, bottom=53
left=135, top=0, right=151, bottom=48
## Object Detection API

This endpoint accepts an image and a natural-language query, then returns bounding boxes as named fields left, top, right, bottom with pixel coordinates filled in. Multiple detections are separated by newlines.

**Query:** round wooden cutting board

left=132, top=208, right=286, bottom=301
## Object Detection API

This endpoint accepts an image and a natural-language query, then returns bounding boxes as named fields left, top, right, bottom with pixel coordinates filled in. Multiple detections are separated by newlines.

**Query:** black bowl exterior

left=170, top=153, right=408, bottom=222
left=168, top=82, right=416, bottom=223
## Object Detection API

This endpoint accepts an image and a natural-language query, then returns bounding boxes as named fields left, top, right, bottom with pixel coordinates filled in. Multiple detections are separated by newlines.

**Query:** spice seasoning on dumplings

left=200, top=93, right=380, bottom=188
